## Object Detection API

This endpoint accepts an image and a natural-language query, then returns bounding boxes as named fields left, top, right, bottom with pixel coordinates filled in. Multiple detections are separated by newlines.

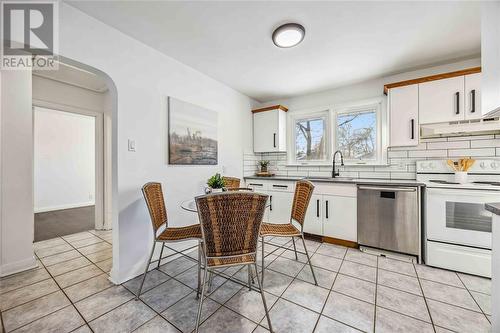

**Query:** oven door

left=426, top=187, right=495, bottom=249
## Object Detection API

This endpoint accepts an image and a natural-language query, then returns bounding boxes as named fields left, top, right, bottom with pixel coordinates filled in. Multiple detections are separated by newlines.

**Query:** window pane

left=337, top=111, right=376, bottom=160
left=295, top=118, right=326, bottom=161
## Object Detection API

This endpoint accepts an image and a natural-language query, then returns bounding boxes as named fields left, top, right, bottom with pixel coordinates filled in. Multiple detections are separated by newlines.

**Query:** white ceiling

left=68, top=1, right=481, bottom=102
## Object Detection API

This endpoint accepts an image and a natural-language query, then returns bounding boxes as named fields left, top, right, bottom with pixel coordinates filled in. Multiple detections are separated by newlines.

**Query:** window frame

left=287, top=108, right=332, bottom=166
left=333, top=99, right=386, bottom=165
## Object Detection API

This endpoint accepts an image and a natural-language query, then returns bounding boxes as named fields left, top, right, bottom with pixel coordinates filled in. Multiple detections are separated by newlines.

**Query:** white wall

left=0, top=70, right=37, bottom=276
left=260, top=58, right=481, bottom=113
left=55, top=4, right=258, bottom=283
left=34, top=107, right=95, bottom=212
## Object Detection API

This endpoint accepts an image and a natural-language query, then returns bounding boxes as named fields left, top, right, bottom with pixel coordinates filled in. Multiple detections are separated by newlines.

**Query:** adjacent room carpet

left=34, top=206, right=95, bottom=242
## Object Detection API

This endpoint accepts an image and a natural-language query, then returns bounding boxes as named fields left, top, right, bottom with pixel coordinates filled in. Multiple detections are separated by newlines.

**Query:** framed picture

left=167, top=97, right=218, bottom=165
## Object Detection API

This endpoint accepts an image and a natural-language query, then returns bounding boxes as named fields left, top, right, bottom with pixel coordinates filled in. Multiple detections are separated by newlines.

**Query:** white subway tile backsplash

left=244, top=136, right=497, bottom=180
left=470, top=139, right=500, bottom=148
left=448, top=148, right=497, bottom=157
left=408, top=150, right=447, bottom=158
left=426, top=140, right=470, bottom=150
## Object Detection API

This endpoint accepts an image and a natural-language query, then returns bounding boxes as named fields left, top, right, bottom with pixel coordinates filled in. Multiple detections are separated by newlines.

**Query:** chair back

left=223, top=176, right=241, bottom=189
left=195, top=192, right=268, bottom=259
left=142, top=182, right=168, bottom=232
left=290, top=180, right=315, bottom=226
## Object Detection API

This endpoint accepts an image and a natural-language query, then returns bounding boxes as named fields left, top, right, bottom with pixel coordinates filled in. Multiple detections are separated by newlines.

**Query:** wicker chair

left=260, top=180, right=318, bottom=285
left=137, top=182, right=203, bottom=299
left=195, top=192, right=273, bottom=333
left=222, top=176, right=252, bottom=192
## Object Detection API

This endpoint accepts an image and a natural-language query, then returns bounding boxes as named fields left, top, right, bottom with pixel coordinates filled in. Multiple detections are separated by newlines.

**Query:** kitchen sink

left=305, top=176, right=354, bottom=182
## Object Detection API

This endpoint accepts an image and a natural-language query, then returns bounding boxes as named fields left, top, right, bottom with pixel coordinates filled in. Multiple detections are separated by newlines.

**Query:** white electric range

left=416, top=159, right=500, bottom=277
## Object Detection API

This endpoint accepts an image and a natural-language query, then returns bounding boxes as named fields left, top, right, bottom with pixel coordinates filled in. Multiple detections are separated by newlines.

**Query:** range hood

left=421, top=117, right=500, bottom=138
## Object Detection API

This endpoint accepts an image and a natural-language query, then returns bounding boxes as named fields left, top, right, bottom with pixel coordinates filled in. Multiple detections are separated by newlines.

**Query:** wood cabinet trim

left=383, top=67, right=481, bottom=95
left=304, top=233, right=358, bottom=248
left=252, top=104, right=288, bottom=113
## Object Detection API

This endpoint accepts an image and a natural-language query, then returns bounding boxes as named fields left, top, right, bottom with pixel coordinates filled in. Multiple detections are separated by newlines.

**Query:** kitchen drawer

left=245, top=180, right=269, bottom=191
left=313, top=183, right=357, bottom=197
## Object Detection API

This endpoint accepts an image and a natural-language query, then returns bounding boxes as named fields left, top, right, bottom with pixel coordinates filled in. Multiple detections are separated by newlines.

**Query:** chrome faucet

left=332, top=150, right=344, bottom=178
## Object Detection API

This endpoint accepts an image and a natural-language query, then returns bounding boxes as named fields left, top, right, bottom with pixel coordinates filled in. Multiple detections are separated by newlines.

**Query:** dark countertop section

left=486, top=203, right=500, bottom=216
left=244, top=175, right=425, bottom=187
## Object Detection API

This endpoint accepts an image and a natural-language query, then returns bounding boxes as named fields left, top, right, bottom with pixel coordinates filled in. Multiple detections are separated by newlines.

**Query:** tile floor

left=0, top=231, right=492, bottom=333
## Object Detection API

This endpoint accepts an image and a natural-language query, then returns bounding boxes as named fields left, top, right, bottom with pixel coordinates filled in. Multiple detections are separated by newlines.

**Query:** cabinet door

left=303, top=194, right=323, bottom=235
left=419, top=76, right=464, bottom=124
left=268, top=191, right=294, bottom=224
left=465, top=73, right=481, bottom=120
left=323, top=195, right=357, bottom=242
left=389, top=85, right=419, bottom=147
left=253, top=110, right=279, bottom=152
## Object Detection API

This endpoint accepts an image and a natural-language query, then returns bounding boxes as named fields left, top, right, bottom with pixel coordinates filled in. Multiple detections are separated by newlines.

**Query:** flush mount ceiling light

left=272, top=23, right=305, bottom=48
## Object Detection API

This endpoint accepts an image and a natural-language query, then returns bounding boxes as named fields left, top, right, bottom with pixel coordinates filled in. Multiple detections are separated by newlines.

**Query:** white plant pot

left=454, top=171, right=468, bottom=184
left=211, top=188, right=223, bottom=193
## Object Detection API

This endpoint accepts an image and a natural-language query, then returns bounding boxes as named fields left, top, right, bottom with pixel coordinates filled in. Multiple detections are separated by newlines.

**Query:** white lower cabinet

left=247, top=179, right=358, bottom=242
left=322, top=195, right=357, bottom=242
left=303, top=194, right=323, bottom=235
left=268, top=191, right=293, bottom=224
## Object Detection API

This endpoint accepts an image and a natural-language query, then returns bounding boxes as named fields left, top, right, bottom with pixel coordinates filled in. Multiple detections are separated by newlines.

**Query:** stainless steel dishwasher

left=357, top=185, right=421, bottom=261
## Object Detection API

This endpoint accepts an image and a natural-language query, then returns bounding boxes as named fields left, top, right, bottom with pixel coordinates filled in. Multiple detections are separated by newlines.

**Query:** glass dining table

left=181, top=196, right=271, bottom=213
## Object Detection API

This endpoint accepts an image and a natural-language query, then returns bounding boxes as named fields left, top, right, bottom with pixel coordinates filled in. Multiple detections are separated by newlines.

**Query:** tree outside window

left=295, top=117, right=326, bottom=161
left=336, top=111, right=377, bottom=160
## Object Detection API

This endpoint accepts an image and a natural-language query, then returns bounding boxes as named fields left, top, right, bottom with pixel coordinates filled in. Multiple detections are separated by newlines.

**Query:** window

left=334, top=101, right=384, bottom=164
left=290, top=111, right=330, bottom=163
left=336, top=110, right=377, bottom=160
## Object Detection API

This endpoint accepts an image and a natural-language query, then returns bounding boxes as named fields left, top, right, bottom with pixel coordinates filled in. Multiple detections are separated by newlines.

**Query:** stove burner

left=472, top=181, right=500, bottom=186
left=429, top=180, right=460, bottom=185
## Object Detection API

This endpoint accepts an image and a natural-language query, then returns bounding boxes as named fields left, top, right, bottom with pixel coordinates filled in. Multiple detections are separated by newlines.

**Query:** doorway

left=32, top=61, right=110, bottom=241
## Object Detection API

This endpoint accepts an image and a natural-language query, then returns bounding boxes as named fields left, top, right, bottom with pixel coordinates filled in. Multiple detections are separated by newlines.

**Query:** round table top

left=181, top=197, right=271, bottom=213
left=181, top=199, right=198, bottom=212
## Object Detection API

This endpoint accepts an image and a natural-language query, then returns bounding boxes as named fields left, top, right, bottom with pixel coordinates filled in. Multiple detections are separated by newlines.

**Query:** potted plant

left=259, top=160, right=270, bottom=173
left=206, top=173, right=225, bottom=193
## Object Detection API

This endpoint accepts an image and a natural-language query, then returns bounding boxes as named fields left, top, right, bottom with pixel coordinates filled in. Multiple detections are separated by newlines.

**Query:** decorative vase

left=454, top=171, right=468, bottom=184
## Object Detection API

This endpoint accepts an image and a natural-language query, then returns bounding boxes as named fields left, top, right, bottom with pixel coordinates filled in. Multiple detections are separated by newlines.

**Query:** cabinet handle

left=316, top=199, right=319, bottom=218
left=249, top=183, right=263, bottom=187
left=269, top=195, right=272, bottom=211
left=410, top=119, right=415, bottom=140
left=455, top=92, right=460, bottom=115
left=471, top=89, right=476, bottom=113
left=272, top=185, right=288, bottom=189
left=273, top=133, right=276, bottom=148
left=325, top=200, right=329, bottom=219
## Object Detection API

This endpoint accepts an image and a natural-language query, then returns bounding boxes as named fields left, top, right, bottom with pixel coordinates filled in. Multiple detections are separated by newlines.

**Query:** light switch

left=128, top=139, right=136, bottom=152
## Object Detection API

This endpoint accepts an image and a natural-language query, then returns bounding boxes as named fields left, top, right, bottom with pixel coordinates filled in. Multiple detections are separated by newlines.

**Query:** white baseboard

left=0, top=256, right=38, bottom=277
left=34, top=201, right=95, bottom=213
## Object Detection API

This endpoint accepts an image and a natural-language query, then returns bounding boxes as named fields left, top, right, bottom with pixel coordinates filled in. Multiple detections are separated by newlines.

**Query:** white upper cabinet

left=253, top=105, right=287, bottom=153
left=389, top=84, right=419, bottom=147
left=464, top=73, right=481, bottom=120
left=419, top=76, right=465, bottom=124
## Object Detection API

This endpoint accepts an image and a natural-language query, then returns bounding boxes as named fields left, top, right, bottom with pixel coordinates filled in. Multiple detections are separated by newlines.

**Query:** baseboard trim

left=34, top=202, right=95, bottom=213
left=0, top=256, right=38, bottom=277
left=304, top=233, right=358, bottom=248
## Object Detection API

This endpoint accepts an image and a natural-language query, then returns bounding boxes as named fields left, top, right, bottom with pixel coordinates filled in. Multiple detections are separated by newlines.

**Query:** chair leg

left=247, top=265, right=252, bottom=291
left=195, top=267, right=208, bottom=333
left=261, top=236, right=265, bottom=285
left=197, top=241, right=202, bottom=299
left=301, top=234, right=318, bottom=286
left=291, top=237, right=298, bottom=260
left=207, top=272, right=214, bottom=293
left=254, top=263, right=273, bottom=332
left=135, top=241, right=156, bottom=300
left=157, top=243, right=165, bottom=269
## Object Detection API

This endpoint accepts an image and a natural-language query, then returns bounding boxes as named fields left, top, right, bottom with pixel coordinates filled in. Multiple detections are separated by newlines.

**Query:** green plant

left=259, top=160, right=270, bottom=168
left=207, top=173, right=225, bottom=189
